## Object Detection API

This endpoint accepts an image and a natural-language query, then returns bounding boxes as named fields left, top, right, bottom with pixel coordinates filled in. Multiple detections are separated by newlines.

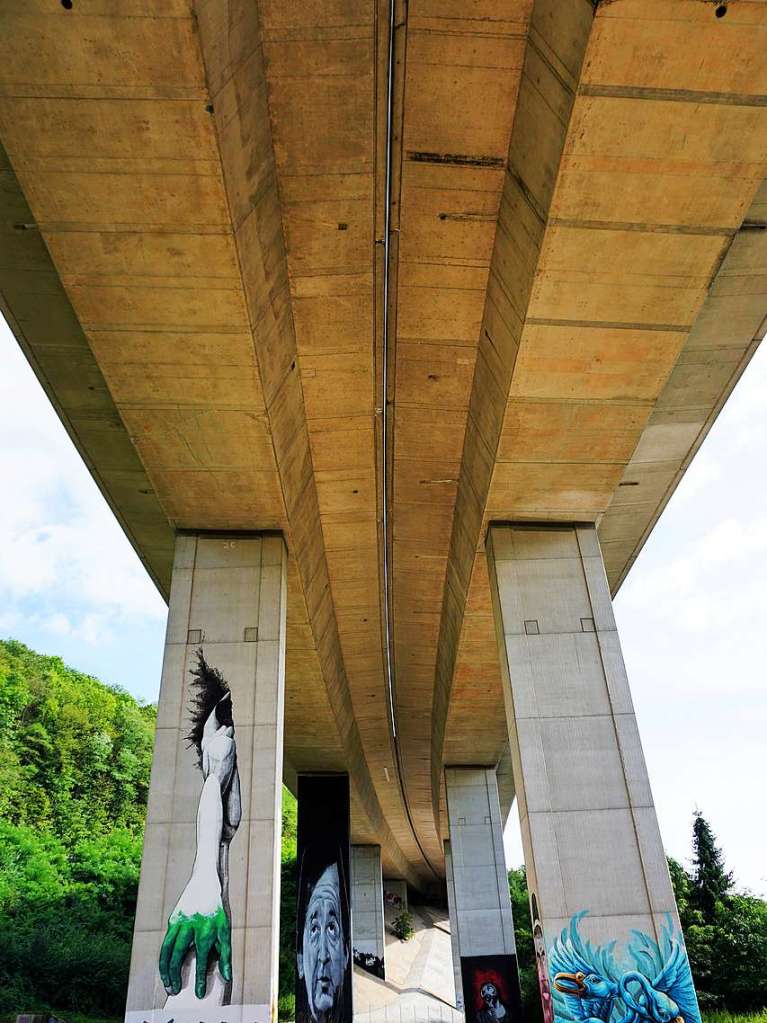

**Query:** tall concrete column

left=487, top=524, right=701, bottom=1023
left=444, top=841, right=464, bottom=1011
left=445, top=767, right=522, bottom=1018
left=125, top=533, right=287, bottom=1023
left=351, top=845, right=386, bottom=979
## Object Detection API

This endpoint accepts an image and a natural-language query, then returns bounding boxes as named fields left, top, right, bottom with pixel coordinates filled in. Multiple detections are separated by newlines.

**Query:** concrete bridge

left=1, top=1, right=764, bottom=1020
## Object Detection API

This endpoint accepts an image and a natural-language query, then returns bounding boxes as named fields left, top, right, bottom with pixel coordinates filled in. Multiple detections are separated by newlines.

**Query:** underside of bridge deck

left=1, top=0, right=765, bottom=888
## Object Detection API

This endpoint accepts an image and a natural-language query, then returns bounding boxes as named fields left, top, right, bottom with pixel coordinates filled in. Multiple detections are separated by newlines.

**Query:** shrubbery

left=392, top=910, right=415, bottom=942
left=0, top=639, right=154, bottom=1018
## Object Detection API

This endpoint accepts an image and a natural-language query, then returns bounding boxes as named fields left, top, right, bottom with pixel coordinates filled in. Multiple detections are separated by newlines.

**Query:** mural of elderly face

left=298, top=862, right=349, bottom=1021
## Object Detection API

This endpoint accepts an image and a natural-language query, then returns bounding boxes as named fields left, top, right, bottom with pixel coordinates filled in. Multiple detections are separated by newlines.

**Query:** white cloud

left=672, top=448, right=722, bottom=505
left=614, top=342, right=767, bottom=893
left=0, top=322, right=166, bottom=645
left=45, top=612, right=71, bottom=636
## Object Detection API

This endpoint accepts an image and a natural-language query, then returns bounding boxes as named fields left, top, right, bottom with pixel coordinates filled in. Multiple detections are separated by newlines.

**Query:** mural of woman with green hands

left=160, top=652, right=241, bottom=1007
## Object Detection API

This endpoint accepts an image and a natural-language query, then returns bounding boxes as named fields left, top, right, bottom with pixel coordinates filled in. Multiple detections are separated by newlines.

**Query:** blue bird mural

left=547, top=913, right=701, bottom=1023
left=621, top=918, right=702, bottom=1023
left=549, top=912, right=622, bottom=1023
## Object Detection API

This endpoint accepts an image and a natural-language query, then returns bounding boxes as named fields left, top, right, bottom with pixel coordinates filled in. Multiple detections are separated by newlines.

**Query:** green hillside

left=0, top=638, right=154, bottom=1018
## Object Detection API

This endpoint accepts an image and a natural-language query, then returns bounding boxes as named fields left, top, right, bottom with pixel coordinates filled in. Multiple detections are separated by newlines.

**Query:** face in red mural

left=460, top=953, right=523, bottom=1023
left=476, top=971, right=509, bottom=1021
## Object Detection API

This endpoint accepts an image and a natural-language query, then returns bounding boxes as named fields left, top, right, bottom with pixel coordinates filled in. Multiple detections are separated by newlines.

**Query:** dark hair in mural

left=460, top=954, right=524, bottom=1023
left=295, top=775, right=352, bottom=1023
left=186, top=648, right=233, bottom=767
left=549, top=912, right=701, bottom=1023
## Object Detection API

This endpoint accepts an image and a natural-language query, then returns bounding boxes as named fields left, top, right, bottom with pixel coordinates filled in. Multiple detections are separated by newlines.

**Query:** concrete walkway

left=353, top=905, right=463, bottom=1023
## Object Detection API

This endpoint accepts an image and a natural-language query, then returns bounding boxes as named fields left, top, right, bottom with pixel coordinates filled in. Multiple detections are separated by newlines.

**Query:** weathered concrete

left=351, top=845, right=386, bottom=979
left=444, top=768, right=518, bottom=1011
left=443, top=842, right=463, bottom=1012
left=487, top=523, right=690, bottom=979
left=125, top=534, right=287, bottom=1023
left=352, top=904, right=461, bottom=1021
left=383, top=878, right=408, bottom=918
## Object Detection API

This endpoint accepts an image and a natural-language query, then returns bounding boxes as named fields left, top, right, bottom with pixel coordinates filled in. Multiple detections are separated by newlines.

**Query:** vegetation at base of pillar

left=392, top=910, right=414, bottom=942
left=0, top=637, right=765, bottom=1022
left=279, top=787, right=298, bottom=1019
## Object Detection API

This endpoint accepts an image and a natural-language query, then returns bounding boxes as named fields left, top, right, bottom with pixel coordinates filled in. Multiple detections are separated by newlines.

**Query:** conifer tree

left=691, top=809, right=733, bottom=921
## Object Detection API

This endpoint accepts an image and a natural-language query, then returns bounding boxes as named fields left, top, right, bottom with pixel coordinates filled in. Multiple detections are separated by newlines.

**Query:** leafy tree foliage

left=508, top=865, right=543, bottom=1023
left=668, top=814, right=767, bottom=1013
left=691, top=811, right=734, bottom=921
left=279, top=788, right=297, bottom=1019
left=0, top=639, right=155, bottom=1018
left=0, top=639, right=155, bottom=839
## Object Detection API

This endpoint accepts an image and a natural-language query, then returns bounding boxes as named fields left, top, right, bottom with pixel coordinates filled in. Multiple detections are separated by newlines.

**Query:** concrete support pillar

left=444, top=841, right=464, bottom=1011
left=445, top=767, right=522, bottom=1019
left=382, top=878, right=408, bottom=917
left=351, top=845, right=386, bottom=979
left=487, top=524, right=700, bottom=1023
left=125, top=533, right=288, bottom=1023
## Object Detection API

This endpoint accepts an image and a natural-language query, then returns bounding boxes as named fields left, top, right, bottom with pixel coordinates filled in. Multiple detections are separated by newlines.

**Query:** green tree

left=508, top=866, right=543, bottom=1023
left=279, top=788, right=297, bottom=1020
left=0, top=639, right=153, bottom=1019
left=691, top=811, right=733, bottom=921
left=669, top=825, right=767, bottom=1012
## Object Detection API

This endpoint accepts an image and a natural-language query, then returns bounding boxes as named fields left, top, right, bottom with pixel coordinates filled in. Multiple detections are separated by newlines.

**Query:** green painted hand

left=159, top=904, right=232, bottom=999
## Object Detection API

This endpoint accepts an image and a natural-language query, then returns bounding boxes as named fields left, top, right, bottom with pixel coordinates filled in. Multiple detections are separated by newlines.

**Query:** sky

left=1, top=317, right=765, bottom=894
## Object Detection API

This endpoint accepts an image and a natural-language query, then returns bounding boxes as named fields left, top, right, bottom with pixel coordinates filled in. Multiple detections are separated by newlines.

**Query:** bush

left=278, top=992, right=296, bottom=1021
left=392, top=910, right=415, bottom=941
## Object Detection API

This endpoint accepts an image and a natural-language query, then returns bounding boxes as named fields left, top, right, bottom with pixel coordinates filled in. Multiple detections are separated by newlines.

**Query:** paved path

left=353, top=905, right=463, bottom=1023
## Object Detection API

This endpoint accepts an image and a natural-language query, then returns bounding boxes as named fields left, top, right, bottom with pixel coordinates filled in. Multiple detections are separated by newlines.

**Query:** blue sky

left=1, top=318, right=765, bottom=894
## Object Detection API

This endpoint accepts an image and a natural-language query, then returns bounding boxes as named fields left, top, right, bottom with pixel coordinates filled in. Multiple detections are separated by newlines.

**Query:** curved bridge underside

left=1, top=0, right=765, bottom=886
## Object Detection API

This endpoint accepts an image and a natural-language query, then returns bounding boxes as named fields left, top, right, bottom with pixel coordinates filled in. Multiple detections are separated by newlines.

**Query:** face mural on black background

left=460, top=954, right=524, bottom=1023
left=296, top=775, right=352, bottom=1023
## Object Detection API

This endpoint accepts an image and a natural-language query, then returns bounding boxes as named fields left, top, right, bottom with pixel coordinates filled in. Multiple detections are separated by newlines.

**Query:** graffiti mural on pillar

left=460, top=954, right=524, bottom=1023
left=549, top=912, right=701, bottom=1023
left=159, top=651, right=242, bottom=1008
left=353, top=948, right=385, bottom=979
left=296, top=775, right=352, bottom=1023
left=532, top=893, right=555, bottom=1023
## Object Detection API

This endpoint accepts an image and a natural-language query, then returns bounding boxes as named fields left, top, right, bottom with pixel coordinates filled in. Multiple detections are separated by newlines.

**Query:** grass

left=3, top=1007, right=765, bottom=1023
left=703, top=1014, right=767, bottom=1023
left=0, top=1016, right=119, bottom=1023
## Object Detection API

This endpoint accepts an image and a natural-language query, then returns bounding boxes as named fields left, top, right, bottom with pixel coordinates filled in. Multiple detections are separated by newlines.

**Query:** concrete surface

left=353, top=904, right=462, bottom=1022
left=126, top=534, right=287, bottom=1022
left=487, top=523, right=682, bottom=954
left=352, top=845, right=387, bottom=978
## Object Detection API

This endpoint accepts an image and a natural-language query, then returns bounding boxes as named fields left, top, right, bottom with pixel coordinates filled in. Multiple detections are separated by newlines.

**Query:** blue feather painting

left=548, top=913, right=701, bottom=1023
